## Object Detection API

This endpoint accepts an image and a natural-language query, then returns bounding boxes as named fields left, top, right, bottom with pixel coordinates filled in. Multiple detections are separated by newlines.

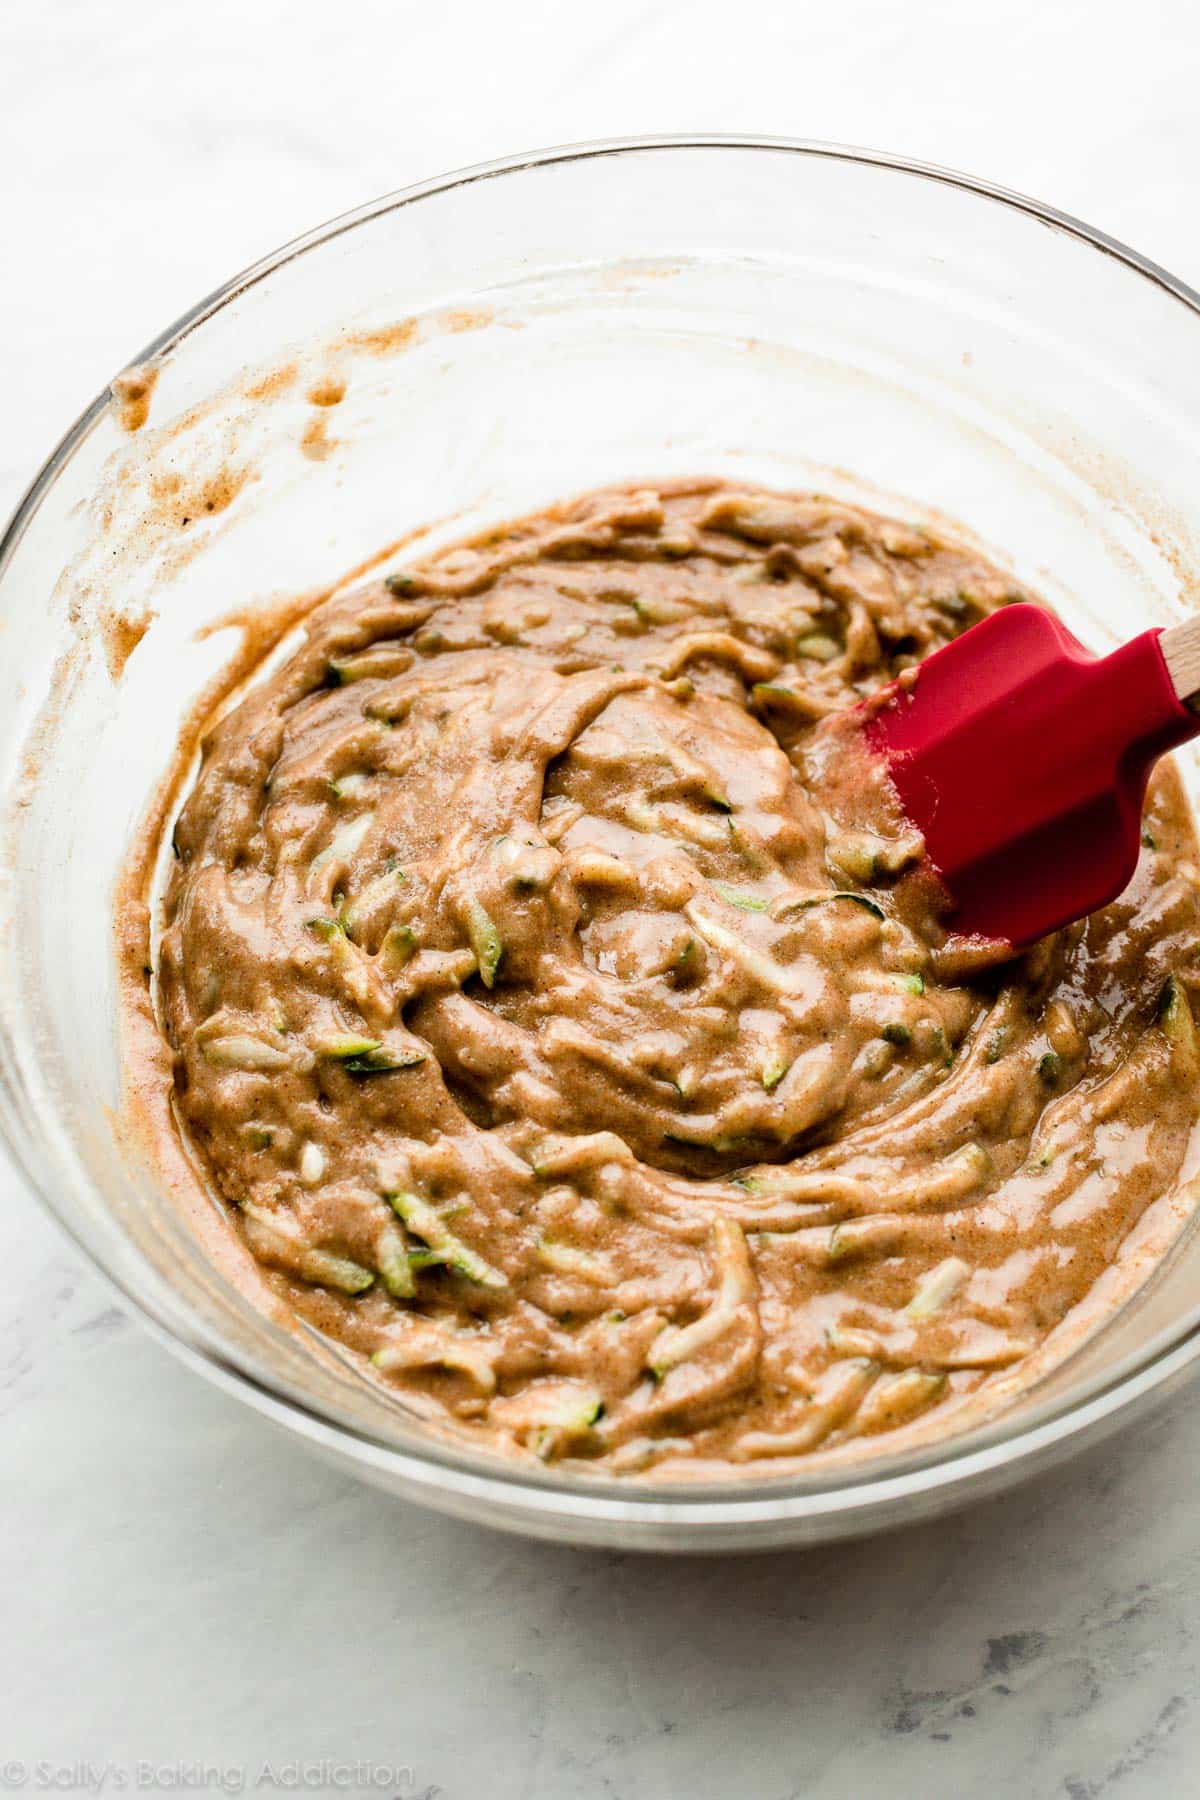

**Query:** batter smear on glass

left=153, top=482, right=1200, bottom=1471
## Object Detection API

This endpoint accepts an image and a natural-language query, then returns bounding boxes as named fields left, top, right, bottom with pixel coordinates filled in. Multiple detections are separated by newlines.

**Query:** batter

left=151, top=482, right=1200, bottom=1470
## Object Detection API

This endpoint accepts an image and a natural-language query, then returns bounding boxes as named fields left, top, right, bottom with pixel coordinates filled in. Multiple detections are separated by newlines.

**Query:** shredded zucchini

left=344, top=1045, right=425, bottom=1076
left=567, top=849, right=639, bottom=890
left=371, top=1323, right=497, bottom=1390
left=648, top=1217, right=754, bottom=1379
left=853, top=1368, right=946, bottom=1434
left=749, top=681, right=825, bottom=719
left=463, top=897, right=503, bottom=988
left=298, top=1141, right=326, bottom=1186
left=307, top=814, right=374, bottom=900
left=314, top=1034, right=425, bottom=1075
left=712, top=882, right=770, bottom=912
left=906, top=1256, right=969, bottom=1319
left=795, top=632, right=841, bottom=662
left=492, top=835, right=560, bottom=890
left=1160, top=975, right=1197, bottom=1056
left=378, top=923, right=417, bottom=974
left=827, top=836, right=880, bottom=883
left=240, top=1203, right=374, bottom=1294
left=315, top=1032, right=382, bottom=1059
left=528, top=1130, right=635, bottom=1177
left=686, top=903, right=792, bottom=993
left=326, top=645, right=414, bottom=684
left=490, top=1380, right=605, bottom=1459
left=374, top=1219, right=416, bottom=1299
left=386, top=1190, right=507, bottom=1288
left=537, top=1241, right=616, bottom=1284
left=341, top=863, right=406, bottom=937
left=624, top=799, right=729, bottom=851
left=328, top=772, right=370, bottom=802
left=771, top=891, right=886, bottom=923
left=761, top=1056, right=791, bottom=1093
left=201, top=1034, right=293, bottom=1073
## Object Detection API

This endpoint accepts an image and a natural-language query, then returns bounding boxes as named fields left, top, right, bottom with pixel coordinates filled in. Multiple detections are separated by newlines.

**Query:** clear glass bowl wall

left=3, top=140, right=1200, bottom=1549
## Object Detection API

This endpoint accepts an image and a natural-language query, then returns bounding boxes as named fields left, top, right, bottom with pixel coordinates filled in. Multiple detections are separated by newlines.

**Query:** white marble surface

left=4, top=1, right=1200, bottom=1794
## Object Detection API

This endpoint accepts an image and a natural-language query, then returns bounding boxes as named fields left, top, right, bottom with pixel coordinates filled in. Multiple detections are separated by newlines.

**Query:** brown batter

left=151, top=481, right=1200, bottom=1471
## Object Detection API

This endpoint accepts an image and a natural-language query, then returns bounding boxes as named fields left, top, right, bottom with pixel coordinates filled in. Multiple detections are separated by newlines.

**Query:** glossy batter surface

left=155, top=482, right=1200, bottom=1471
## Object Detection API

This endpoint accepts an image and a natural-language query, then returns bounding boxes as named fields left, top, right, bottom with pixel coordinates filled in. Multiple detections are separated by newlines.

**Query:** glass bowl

left=4, top=135, right=1200, bottom=1552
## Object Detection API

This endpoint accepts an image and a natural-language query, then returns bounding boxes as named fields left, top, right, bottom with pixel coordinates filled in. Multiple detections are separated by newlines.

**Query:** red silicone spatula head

left=863, top=603, right=1200, bottom=948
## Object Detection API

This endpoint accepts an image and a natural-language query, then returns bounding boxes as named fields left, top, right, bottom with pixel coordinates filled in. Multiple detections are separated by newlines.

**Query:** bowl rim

left=5, top=131, right=1200, bottom=1534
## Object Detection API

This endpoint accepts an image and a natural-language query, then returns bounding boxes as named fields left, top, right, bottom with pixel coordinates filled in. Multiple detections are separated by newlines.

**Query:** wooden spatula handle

left=1160, top=616, right=1200, bottom=709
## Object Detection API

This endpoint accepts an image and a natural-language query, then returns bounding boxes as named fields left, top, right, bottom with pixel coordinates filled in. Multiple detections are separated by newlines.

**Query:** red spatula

left=861, top=603, right=1200, bottom=949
